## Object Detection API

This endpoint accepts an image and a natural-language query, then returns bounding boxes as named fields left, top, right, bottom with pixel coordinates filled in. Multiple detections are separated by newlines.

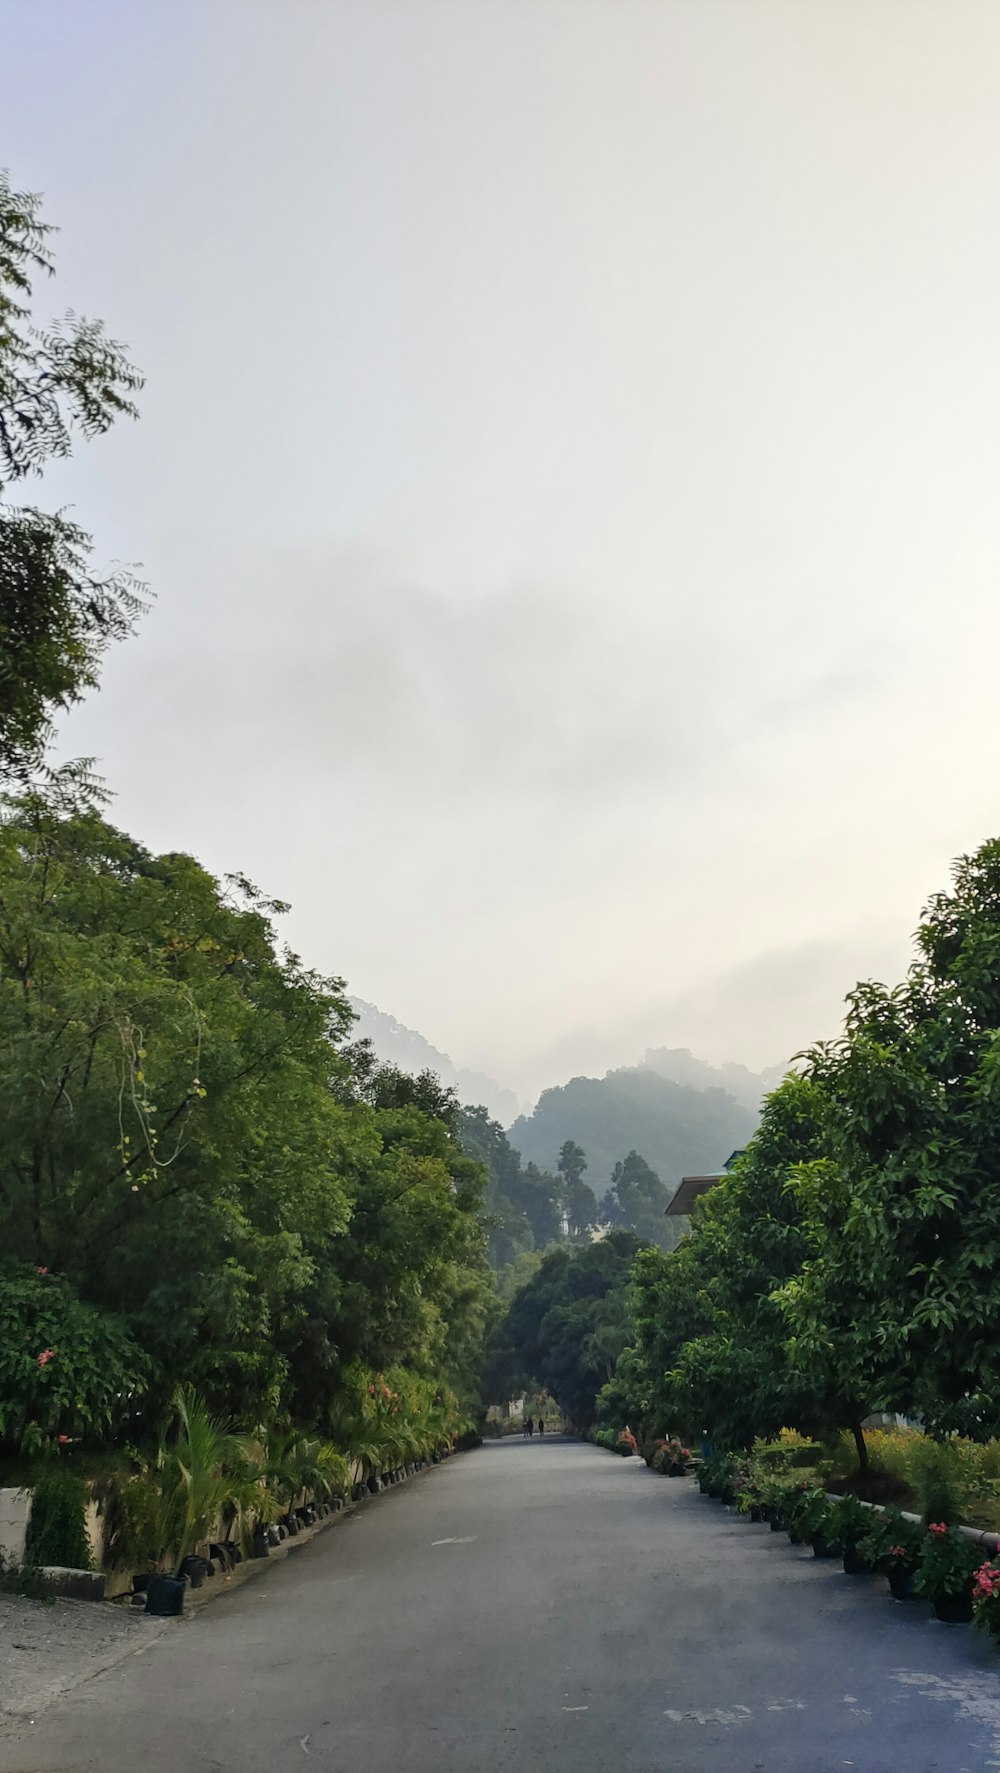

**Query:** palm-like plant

left=157, top=1386, right=274, bottom=1571
left=262, top=1429, right=350, bottom=1512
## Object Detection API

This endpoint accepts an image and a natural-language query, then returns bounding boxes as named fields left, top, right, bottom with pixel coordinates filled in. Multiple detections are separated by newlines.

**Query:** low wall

left=1, top=1451, right=453, bottom=1599
left=0, top=1489, right=30, bottom=1569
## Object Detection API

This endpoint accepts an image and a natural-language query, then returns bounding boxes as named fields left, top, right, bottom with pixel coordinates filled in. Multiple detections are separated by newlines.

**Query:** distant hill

left=640, top=1046, right=788, bottom=1112
left=507, top=1067, right=758, bottom=1196
left=347, top=998, right=520, bottom=1125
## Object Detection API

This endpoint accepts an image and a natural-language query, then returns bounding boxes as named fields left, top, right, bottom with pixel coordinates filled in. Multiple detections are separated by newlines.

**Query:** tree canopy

left=0, top=172, right=145, bottom=779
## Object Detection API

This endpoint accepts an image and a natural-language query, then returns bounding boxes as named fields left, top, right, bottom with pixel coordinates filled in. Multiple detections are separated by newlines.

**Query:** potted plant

left=832, top=1497, right=875, bottom=1574
left=913, top=1522, right=981, bottom=1623
left=146, top=1387, right=273, bottom=1616
left=857, top=1509, right=923, bottom=1599
left=735, top=1481, right=764, bottom=1523
left=786, top=1487, right=830, bottom=1548
left=971, top=1558, right=1000, bottom=1640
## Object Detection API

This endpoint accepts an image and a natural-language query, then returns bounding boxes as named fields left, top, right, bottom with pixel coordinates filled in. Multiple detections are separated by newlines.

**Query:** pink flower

left=37, top=1348, right=55, bottom=1367
left=56, top=1434, right=70, bottom=1445
left=36, top=1266, right=48, bottom=1276
left=928, top=1521, right=949, bottom=1537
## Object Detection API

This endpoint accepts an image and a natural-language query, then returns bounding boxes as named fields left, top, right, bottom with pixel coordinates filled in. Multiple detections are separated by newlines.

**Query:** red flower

left=37, top=1348, right=55, bottom=1367
left=56, top=1434, right=71, bottom=1445
left=928, top=1521, right=949, bottom=1537
left=36, top=1266, right=48, bottom=1276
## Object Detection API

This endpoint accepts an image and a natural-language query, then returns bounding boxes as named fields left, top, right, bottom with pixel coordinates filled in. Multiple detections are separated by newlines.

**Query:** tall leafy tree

left=483, top=1232, right=640, bottom=1428
left=783, top=838, right=1000, bottom=1441
left=0, top=797, right=359, bottom=1419
left=0, top=172, right=144, bottom=778
left=602, top=1149, right=673, bottom=1248
left=558, top=1138, right=597, bottom=1241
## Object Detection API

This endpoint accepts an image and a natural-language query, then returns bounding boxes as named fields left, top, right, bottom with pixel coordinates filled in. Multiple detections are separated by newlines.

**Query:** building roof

left=664, top=1174, right=724, bottom=1215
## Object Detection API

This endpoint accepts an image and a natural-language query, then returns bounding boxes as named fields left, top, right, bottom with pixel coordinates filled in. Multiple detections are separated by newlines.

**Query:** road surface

left=2, top=1436, right=1000, bottom=1772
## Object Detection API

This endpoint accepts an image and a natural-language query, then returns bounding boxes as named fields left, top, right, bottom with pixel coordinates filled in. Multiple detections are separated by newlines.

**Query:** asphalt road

left=2, top=1436, right=1000, bottom=1773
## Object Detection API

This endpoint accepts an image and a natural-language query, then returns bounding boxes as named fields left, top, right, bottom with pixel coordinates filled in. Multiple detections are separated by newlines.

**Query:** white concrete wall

left=0, top=1486, right=31, bottom=1568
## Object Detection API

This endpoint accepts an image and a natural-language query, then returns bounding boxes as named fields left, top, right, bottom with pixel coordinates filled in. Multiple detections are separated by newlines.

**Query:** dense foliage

left=0, top=796, right=491, bottom=1453
left=584, top=838, right=1000, bottom=1464
left=482, top=1232, right=640, bottom=1429
left=0, top=174, right=145, bottom=779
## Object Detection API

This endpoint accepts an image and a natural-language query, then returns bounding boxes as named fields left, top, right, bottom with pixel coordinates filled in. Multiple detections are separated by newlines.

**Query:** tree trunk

left=852, top=1422, right=869, bottom=1472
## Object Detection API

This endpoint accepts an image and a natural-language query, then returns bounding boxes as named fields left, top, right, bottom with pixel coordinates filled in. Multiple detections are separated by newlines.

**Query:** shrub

left=972, top=1559, right=1000, bottom=1636
left=786, top=1487, right=831, bottom=1542
left=0, top=1262, right=149, bottom=1452
left=650, top=1436, right=691, bottom=1474
left=24, top=1468, right=91, bottom=1570
left=827, top=1494, right=873, bottom=1552
left=100, top=1473, right=166, bottom=1572
left=913, top=1522, right=981, bottom=1602
left=909, top=1438, right=967, bottom=1526
left=856, top=1507, right=923, bottom=1575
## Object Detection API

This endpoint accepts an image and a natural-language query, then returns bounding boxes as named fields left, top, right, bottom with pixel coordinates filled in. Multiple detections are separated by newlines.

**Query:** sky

left=5, top=0, right=1000, bottom=1103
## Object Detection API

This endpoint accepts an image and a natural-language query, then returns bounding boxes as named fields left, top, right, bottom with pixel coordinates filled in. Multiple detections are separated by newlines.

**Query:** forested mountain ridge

left=640, top=1047, right=788, bottom=1111
left=348, top=997, right=520, bottom=1125
left=507, top=1066, right=758, bottom=1196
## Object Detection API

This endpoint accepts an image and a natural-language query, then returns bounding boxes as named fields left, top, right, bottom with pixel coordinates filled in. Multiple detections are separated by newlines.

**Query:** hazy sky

left=6, top=0, right=1000, bottom=1100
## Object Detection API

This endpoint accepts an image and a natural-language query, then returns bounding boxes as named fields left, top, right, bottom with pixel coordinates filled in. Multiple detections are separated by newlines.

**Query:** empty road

left=2, top=1437, right=1000, bottom=1772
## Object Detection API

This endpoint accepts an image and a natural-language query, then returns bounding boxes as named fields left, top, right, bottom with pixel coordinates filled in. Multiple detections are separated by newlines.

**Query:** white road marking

left=562, top=1706, right=589, bottom=1712
left=431, top=1536, right=477, bottom=1545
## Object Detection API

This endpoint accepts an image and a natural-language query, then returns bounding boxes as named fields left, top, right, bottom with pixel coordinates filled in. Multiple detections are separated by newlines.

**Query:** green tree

left=601, top=1149, right=673, bottom=1248
left=483, top=1232, right=640, bottom=1428
left=627, top=1075, right=828, bottom=1448
left=0, top=173, right=145, bottom=777
left=558, top=1139, right=597, bottom=1241
left=781, top=837, right=1000, bottom=1443
left=0, top=796, right=358, bottom=1421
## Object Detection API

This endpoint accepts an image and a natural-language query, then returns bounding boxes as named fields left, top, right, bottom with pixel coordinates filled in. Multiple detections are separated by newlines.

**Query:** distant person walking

left=523, top=1415, right=533, bottom=1438
left=537, top=1417, right=545, bottom=1436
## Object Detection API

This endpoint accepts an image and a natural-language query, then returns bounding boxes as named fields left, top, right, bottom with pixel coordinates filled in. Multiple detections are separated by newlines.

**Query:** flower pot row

left=138, top=1467, right=443, bottom=1615
left=702, top=1474, right=993, bottom=1633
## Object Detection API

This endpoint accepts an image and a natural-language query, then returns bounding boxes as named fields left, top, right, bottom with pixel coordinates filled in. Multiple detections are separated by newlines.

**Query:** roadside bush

left=909, top=1438, right=967, bottom=1526
left=24, top=1468, right=91, bottom=1570
left=0, top=1262, right=149, bottom=1453
left=99, top=1473, right=165, bottom=1572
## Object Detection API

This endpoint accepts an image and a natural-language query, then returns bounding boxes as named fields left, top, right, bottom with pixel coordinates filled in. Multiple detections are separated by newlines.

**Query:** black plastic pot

left=132, top=1571, right=153, bottom=1594
left=209, top=1542, right=233, bottom=1572
left=770, top=1515, right=784, bottom=1533
left=352, top=1482, right=366, bottom=1502
left=843, top=1546, right=871, bottom=1576
left=749, top=1505, right=763, bottom=1523
left=179, top=1555, right=209, bottom=1589
left=788, top=1530, right=805, bottom=1546
left=146, top=1574, right=187, bottom=1617
left=283, top=1512, right=300, bottom=1535
left=812, top=1534, right=839, bottom=1559
left=933, top=1592, right=974, bottom=1624
left=367, top=1475, right=381, bottom=1494
left=251, top=1525, right=271, bottom=1559
left=888, top=1568, right=915, bottom=1601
